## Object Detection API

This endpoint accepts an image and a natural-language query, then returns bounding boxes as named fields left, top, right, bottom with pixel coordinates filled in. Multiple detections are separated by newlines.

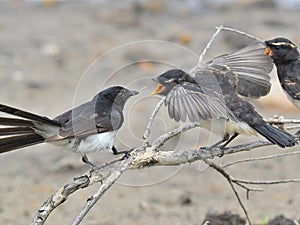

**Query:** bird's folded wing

left=203, top=42, right=273, bottom=98
left=165, top=83, right=235, bottom=122
left=46, top=110, right=121, bottom=142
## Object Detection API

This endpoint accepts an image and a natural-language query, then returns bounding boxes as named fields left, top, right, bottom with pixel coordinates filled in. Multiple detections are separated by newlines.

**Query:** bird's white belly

left=77, top=131, right=116, bottom=154
left=200, top=119, right=257, bottom=137
left=225, top=121, right=257, bottom=136
left=53, top=131, right=116, bottom=154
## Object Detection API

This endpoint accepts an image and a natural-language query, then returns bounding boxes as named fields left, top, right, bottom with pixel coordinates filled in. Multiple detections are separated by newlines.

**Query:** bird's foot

left=82, top=155, right=98, bottom=171
left=113, top=148, right=135, bottom=158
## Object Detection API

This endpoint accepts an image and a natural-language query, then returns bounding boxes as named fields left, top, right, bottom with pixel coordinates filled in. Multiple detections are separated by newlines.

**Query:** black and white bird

left=0, top=86, right=138, bottom=167
left=265, top=37, right=300, bottom=108
left=151, top=42, right=297, bottom=152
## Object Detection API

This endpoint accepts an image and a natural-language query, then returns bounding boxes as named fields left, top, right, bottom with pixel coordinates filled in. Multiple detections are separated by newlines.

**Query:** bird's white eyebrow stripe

left=271, top=42, right=296, bottom=48
left=165, top=78, right=176, bottom=83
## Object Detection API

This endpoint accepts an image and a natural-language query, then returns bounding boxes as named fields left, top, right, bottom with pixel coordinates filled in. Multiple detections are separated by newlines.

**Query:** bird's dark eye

left=274, top=45, right=280, bottom=50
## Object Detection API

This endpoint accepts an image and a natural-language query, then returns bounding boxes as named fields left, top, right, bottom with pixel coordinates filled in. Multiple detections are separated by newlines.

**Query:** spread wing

left=202, top=42, right=274, bottom=98
left=165, top=82, right=235, bottom=122
left=47, top=102, right=122, bottom=142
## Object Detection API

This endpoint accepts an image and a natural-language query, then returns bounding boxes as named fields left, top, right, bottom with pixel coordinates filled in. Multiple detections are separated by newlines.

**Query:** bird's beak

left=150, top=84, right=166, bottom=96
left=130, top=90, right=139, bottom=96
left=151, top=77, right=158, bottom=82
left=265, top=47, right=273, bottom=56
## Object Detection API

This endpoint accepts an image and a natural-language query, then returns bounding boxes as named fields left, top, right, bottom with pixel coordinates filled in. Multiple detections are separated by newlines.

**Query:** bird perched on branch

left=0, top=86, right=138, bottom=167
left=265, top=37, right=300, bottom=108
left=151, top=43, right=297, bottom=152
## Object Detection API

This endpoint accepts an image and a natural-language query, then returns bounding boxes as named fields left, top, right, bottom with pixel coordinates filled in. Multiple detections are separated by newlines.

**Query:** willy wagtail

left=265, top=37, right=300, bottom=108
left=151, top=43, right=297, bottom=151
left=0, top=86, right=138, bottom=167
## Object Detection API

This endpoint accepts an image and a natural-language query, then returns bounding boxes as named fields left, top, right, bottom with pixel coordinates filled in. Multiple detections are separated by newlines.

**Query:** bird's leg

left=208, top=133, right=230, bottom=149
left=112, top=146, right=118, bottom=155
left=217, top=133, right=239, bottom=156
left=200, top=133, right=239, bottom=157
left=200, top=134, right=230, bottom=158
left=82, top=155, right=97, bottom=170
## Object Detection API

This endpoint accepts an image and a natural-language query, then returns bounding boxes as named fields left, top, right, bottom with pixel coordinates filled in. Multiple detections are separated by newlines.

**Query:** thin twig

left=143, top=97, right=166, bottom=142
left=218, top=26, right=264, bottom=43
left=197, top=25, right=223, bottom=66
left=223, top=151, right=300, bottom=168
left=203, top=159, right=253, bottom=225
left=264, top=117, right=300, bottom=125
left=286, top=125, right=300, bottom=130
left=237, top=179, right=300, bottom=185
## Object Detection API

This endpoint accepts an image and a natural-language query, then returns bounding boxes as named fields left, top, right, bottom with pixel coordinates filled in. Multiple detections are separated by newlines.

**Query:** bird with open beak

left=151, top=42, right=297, bottom=153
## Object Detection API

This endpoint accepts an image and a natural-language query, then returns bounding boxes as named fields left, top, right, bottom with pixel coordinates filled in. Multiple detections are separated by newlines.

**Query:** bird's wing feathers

left=47, top=101, right=121, bottom=142
left=203, top=42, right=273, bottom=98
left=165, top=83, right=235, bottom=122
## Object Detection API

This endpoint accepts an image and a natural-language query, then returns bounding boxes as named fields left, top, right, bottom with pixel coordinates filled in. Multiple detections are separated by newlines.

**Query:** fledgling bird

left=151, top=42, right=297, bottom=151
left=0, top=86, right=138, bottom=167
left=265, top=37, right=300, bottom=108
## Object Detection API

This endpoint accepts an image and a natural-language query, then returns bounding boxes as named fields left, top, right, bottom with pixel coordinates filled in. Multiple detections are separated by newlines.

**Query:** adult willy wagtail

left=151, top=43, right=297, bottom=151
left=265, top=37, right=300, bottom=108
left=0, top=86, right=138, bottom=167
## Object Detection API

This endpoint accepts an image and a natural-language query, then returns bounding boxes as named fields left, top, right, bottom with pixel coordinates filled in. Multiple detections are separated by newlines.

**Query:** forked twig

left=197, top=25, right=224, bottom=65
left=71, top=157, right=133, bottom=225
left=203, top=159, right=253, bottom=225
left=218, top=26, right=265, bottom=43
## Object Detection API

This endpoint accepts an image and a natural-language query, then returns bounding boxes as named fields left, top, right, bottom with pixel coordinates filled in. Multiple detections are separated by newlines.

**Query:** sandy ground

left=0, top=1, right=300, bottom=225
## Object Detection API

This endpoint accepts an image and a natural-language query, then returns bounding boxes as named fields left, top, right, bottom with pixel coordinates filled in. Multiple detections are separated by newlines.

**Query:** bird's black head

left=265, top=37, right=299, bottom=63
left=151, top=69, right=195, bottom=96
left=97, top=86, right=138, bottom=108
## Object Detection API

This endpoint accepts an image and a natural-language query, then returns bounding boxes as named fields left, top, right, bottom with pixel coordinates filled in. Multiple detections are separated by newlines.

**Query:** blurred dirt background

left=0, top=1, right=300, bottom=225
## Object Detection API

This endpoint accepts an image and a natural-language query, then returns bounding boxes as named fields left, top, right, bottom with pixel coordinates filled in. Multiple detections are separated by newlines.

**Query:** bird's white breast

left=77, top=131, right=116, bottom=154
left=53, top=131, right=116, bottom=154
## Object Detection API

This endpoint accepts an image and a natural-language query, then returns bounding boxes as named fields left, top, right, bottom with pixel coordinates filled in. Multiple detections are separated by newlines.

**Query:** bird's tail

left=0, top=104, right=61, bottom=153
left=253, top=123, right=297, bottom=147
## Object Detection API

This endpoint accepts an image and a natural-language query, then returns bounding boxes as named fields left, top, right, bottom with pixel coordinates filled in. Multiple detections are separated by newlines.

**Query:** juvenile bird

left=265, top=37, right=300, bottom=108
left=151, top=42, right=297, bottom=152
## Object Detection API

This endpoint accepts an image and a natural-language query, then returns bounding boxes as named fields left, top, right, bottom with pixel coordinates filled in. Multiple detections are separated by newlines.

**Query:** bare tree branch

left=218, top=26, right=265, bottom=43
left=223, top=150, right=300, bottom=168
left=143, top=97, right=166, bottom=143
left=197, top=25, right=224, bottom=65
left=71, top=157, right=133, bottom=225
left=152, top=122, right=199, bottom=148
left=31, top=133, right=300, bottom=225
left=202, top=158, right=254, bottom=225
left=237, top=179, right=300, bottom=185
